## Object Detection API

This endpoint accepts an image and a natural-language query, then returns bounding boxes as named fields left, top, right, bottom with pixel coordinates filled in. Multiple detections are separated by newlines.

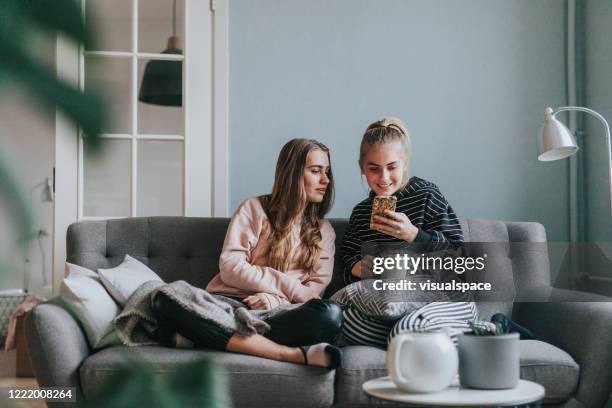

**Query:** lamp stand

left=549, top=106, right=612, bottom=219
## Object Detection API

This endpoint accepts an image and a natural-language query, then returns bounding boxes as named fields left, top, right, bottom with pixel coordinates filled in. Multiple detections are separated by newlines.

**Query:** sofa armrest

left=513, top=289, right=612, bottom=408
left=25, top=298, right=90, bottom=407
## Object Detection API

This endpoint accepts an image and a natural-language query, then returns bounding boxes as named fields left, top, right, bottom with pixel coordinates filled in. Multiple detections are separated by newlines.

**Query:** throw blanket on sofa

left=330, top=274, right=471, bottom=321
left=330, top=278, right=434, bottom=321
left=115, top=280, right=297, bottom=346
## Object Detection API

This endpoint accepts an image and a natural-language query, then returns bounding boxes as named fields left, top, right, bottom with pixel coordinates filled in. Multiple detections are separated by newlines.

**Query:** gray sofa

left=26, top=217, right=612, bottom=407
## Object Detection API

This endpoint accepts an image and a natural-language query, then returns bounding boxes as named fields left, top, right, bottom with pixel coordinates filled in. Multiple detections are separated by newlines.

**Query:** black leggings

left=152, top=293, right=343, bottom=350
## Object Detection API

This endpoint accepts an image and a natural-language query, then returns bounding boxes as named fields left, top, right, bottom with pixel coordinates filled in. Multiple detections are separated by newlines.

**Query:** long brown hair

left=259, top=138, right=334, bottom=273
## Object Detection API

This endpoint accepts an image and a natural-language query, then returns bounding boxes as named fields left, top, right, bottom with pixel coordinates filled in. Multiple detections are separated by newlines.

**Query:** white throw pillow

left=98, top=255, right=163, bottom=307
left=60, top=263, right=122, bottom=349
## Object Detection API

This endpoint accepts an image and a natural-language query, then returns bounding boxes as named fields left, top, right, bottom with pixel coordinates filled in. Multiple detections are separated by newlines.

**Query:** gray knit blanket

left=114, top=280, right=297, bottom=346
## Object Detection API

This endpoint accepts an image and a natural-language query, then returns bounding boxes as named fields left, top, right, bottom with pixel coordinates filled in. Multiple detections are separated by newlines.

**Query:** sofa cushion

left=80, top=346, right=335, bottom=408
left=335, top=341, right=578, bottom=406
left=98, top=254, right=164, bottom=306
left=59, top=263, right=121, bottom=349
left=519, top=340, right=579, bottom=403
left=335, top=346, right=392, bottom=406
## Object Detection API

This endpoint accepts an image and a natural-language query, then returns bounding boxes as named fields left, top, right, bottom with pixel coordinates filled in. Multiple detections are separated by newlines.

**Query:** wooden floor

left=0, top=350, right=46, bottom=408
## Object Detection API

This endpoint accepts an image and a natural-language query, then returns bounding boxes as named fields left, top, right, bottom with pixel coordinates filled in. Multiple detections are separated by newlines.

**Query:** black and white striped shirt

left=341, top=176, right=464, bottom=284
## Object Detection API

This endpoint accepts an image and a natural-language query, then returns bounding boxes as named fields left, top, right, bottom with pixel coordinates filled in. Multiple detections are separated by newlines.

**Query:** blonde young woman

left=153, top=138, right=343, bottom=367
left=340, top=117, right=533, bottom=347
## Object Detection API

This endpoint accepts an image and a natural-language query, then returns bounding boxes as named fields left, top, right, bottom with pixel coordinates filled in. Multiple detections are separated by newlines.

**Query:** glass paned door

left=81, top=0, right=185, bottom=219
left=53, top=0, right=216, bottom=294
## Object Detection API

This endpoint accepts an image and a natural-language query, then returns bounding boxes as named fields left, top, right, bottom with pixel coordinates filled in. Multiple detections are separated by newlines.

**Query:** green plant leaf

left=167, top=358, right=232, bottom=408
left=0, top=0, right=94, bottom=49
left=0, top=0, right=106, bottom=287
left=83, top=352, right=230, bottom=408
left=0, top=153, right=32, bottom=245
left=83, top=359, right=170, bottom=408
left=0, top=41, right=106, bottom=149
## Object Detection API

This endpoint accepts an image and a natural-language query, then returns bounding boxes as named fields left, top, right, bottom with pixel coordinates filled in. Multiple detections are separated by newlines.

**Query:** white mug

left=387, top=331, right=458, bottom=393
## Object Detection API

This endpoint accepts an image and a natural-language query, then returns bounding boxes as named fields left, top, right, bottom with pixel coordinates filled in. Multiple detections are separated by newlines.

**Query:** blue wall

left=584, top=0, right=612, bottom=242
left=229, top=0, right=569, bottom=240
left=581, top=0, right=612, bottom=294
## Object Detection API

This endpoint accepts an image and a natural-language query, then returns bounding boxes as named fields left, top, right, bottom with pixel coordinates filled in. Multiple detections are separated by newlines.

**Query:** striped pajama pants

left=341, top=302, right=479, bottom=348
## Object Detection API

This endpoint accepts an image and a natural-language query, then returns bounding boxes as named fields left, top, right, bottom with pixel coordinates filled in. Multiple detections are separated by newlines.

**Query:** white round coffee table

left=363, top=376, right=545, bottom=407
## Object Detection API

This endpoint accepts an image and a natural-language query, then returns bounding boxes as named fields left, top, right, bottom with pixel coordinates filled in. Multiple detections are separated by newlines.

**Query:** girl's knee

left=152, top=292, right=174, bottom=318
left=303, top=299, right=343, bottom=335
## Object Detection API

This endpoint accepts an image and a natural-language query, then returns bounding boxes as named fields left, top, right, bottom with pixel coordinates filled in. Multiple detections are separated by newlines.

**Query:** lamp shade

left=538, top=107, right=579, bottom=161
left=138, top=43, right=182, bottom=107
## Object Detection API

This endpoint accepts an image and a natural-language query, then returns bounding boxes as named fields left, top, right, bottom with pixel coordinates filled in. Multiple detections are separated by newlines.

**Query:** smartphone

left=370, top=195, right=397, bottom=229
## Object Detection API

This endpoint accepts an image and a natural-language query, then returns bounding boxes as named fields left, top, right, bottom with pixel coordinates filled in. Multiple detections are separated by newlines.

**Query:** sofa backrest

left=458, top=218, right=550, bottom=319
left=67, top=217, right=550, bottom=318
left=67, top=217, right=232, bottom=290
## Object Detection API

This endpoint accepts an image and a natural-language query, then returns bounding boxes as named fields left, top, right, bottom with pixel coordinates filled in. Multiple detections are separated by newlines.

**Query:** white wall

left=0, top=0, right=192, bottom=294
left=582, top=0, right=612, bottom=295
left=0, top=89, right=55, bottom=293
left=583, top=0, right=612, bottom=243
left=0, top=34, right=55, bottom=293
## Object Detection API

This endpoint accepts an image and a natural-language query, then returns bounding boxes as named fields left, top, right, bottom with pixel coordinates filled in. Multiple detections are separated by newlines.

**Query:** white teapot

left=387, top=330, right=458, bottom=393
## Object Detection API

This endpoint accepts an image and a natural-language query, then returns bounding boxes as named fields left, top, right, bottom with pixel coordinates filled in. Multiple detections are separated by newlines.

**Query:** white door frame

left=52, top=0, right=229, bottom=293
left=212, top=0, right=229, bottom=217
left=52, top=35, right=80, bottom=294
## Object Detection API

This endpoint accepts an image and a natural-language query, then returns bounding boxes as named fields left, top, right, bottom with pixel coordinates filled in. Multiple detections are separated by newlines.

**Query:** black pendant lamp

left=138, top=0, right=182, bottom=106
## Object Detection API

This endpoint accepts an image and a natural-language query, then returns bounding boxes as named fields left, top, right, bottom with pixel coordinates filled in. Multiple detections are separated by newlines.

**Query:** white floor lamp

left=24, top=177, right=54, bottom=292
left=538, top=106, right=612, bottom=219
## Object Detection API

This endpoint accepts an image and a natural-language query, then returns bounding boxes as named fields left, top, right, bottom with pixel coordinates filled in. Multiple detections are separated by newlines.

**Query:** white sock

left=304, top=343, right=332, bottom=367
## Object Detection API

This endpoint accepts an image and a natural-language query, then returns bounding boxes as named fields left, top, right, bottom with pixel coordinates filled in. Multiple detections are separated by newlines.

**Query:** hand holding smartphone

left=370, top=195, right=397, bottom=229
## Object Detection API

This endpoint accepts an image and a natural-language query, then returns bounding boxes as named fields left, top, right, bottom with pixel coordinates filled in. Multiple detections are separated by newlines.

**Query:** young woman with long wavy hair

left=153, top=138, right=343, bottom=367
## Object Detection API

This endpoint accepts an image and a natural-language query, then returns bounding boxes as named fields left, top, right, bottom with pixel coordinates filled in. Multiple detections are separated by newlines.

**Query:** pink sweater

left=206, top=197, right=336, bottom=308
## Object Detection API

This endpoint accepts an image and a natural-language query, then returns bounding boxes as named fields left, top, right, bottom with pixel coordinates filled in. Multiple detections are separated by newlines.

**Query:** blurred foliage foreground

left=84, top=353, right=231, bottom=408
left=0, top=0, right=106, bottom=249
left=1, top=1, right=230, bottom=407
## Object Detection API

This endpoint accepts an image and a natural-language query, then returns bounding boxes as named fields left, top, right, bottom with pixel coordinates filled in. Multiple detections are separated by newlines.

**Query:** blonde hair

left=259, top=138, right=334, bottom=273
left=359, top=117, right=412, bottom=183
